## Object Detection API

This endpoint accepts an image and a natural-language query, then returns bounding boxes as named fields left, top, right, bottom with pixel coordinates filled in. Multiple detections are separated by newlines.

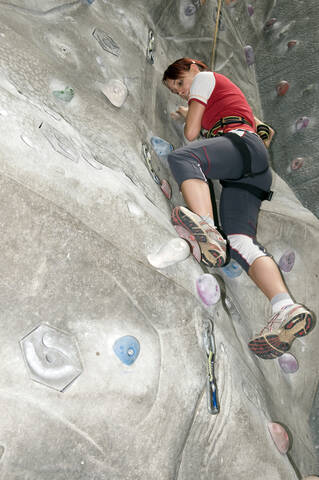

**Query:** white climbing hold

left=101, top=79, right=128, bottom=107
left=147, top=237, right=190, bottom=268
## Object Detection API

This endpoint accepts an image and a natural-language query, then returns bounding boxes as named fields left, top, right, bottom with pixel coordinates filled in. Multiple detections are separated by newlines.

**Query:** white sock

left=201, top=214, right=215, bottom=228
left=271, top=293, right=294, bottom=314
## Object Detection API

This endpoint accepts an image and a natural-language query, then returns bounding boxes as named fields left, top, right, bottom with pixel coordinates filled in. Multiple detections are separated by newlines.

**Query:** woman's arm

left=177, top=101, right=205, bottom=141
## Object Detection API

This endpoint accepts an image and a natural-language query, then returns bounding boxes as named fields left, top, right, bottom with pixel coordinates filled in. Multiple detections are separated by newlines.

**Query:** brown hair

left=162, top=57, right=209, bottom=83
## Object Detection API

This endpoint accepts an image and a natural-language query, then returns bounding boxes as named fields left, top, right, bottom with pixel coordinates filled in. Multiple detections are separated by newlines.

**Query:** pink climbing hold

left=264, top=18, right=277, bottom=30
left=247, top=4, right=254, bottom=16
left=160, top=179, right=172, bottom=200
left=291, top=157, right=305, bottom=171
left=278, top=249, right=295, bottom=273
left=174, top=225, right=201, bottom=263
left=244, top=45, right=254, bottom=66
left=295, top=116, right=309, bottom=131
left=287, top=40, right=297, bottom=49
left=196, top=273, right=220, bottom=306
left=278, top=353, right=299, bottom=374
left=268, top=422, right=290, bottom=454
left=276, top=81, right=289, bottom=96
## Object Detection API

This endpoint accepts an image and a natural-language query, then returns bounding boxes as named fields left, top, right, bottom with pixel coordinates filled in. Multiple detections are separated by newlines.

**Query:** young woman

left=163, top=57, right=315, bottom=360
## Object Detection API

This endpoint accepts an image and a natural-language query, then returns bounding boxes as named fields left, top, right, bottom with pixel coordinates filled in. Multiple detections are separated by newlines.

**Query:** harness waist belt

left=220, top=180, right=273, bottom=201
left=207, top=116, right=252, bottom=138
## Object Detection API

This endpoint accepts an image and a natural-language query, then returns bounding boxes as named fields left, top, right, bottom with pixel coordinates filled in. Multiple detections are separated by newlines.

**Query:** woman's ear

left=190, top=63, right=200, bottom=73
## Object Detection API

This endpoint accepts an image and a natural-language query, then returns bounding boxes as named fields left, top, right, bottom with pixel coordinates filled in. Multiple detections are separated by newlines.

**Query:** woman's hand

left=170, top=106, right=189, bottom=121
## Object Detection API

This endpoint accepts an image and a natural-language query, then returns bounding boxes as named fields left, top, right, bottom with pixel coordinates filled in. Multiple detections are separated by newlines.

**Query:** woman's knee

left=227, top=234, right=269, bottom=273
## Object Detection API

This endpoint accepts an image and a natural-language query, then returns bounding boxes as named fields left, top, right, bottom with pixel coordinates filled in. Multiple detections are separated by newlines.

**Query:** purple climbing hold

left=295, top=116, right=309, bottom=131
left=278, top=249, right=295, bottom=273
left=287, top=40, right=297, bottom=49
left=244, top=45, right=254, bottom=66
left=247, top=4, right=254, bottom=16
left=184, top=4, right=197, bottom=16
left=276, top=81, right=289, bottom=96
left=278, top=353, right=299, bottom=374
left=196, top=273, right=220, bottom=306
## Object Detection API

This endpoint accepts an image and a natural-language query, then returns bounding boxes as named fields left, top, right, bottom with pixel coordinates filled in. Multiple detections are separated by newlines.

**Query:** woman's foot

left=171, top=206, right=227, bottom=267
left=248, top=304, right=315, bottom=360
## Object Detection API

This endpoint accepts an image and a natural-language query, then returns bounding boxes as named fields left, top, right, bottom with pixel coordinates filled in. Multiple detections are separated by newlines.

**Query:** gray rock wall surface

left=255, top=0, right=319, bottom=218
left=0, top=0, right=318, bottom=479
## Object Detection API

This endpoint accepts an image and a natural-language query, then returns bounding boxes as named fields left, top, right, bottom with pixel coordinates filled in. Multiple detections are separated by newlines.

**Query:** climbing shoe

left=171, top=206, right=227, bottom=268
left=248, top=304, right=315, bottom=360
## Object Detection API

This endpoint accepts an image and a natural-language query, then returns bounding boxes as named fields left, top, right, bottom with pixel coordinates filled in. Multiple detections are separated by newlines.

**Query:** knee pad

left=228, top=234, right=267, bottom=270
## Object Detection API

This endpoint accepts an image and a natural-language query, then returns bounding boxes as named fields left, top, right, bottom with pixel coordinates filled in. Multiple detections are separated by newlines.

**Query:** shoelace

left=259, top=306, right=289, bottom=335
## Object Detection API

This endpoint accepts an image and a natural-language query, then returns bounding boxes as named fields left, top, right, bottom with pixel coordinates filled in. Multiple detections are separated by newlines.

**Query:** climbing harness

left=256, top=122, right=271, bottom=141
left=205, top=115, right=252, bottom=138
left=203, top=317, right=219, bottom=415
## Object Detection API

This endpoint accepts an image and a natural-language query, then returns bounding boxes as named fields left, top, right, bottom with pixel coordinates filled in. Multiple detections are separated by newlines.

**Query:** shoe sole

left=172, top=207, right=226, bottom=268
left=248, top=310, right=315, bottom=360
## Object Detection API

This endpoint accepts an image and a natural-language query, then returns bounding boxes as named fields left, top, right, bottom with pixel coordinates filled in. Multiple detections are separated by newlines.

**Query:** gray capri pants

left=167, top=131, right=272, bottom=272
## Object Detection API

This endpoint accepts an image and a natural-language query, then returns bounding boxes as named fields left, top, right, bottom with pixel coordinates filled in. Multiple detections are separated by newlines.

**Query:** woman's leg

left=248, top=256, right=288, bottom=300
left=180, top=179, right=213, bottom=218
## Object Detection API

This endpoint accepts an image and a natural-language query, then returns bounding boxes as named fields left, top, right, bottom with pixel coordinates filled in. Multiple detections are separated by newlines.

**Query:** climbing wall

left=0, top=1, right=318, bottom=479
left=255, top=0, right=319, bottom=218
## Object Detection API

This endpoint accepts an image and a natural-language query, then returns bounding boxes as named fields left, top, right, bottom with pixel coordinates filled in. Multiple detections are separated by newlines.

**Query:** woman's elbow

left=184, top=127, right=200, bottom=142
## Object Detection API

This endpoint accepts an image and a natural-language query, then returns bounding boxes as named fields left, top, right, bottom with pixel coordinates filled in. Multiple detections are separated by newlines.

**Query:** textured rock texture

left=0, top=0, right=318, bottom=479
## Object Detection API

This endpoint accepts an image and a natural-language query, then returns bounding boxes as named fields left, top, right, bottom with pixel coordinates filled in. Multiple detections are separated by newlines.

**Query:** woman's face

left=165, top=65, right=199, bottom=100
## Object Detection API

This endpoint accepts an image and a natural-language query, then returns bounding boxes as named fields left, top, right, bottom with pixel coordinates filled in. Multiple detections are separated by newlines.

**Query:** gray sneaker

left=248, top=304, right=315, bottom=360
left=172, top=206, right=227, bottom=268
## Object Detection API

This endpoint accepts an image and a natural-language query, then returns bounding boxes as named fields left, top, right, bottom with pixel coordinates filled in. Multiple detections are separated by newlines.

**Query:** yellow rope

left=211, top=0, right=223, bottom=70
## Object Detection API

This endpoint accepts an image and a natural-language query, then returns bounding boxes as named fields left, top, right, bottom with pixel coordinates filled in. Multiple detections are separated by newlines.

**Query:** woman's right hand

left=170, top=106, right=188, bottom=122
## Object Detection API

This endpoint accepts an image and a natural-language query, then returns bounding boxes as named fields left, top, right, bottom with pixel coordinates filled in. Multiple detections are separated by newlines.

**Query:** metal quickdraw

left=203, top=317, right=219, bottom=415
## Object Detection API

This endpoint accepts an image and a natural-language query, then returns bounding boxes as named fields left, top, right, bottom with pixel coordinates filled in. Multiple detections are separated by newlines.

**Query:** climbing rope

left=211, top=0, right=223, bottom=70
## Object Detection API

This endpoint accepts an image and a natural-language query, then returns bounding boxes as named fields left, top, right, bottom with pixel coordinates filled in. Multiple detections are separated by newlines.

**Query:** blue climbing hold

left=113, top=336, right=140, bottom=366
left=150, top=136, right=173, bottom=157
left=221, top=259, right=243, bottom=278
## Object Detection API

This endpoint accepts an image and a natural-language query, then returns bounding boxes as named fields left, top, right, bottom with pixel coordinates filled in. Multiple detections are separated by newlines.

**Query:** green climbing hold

left=53, top=86, right=74, bottom=102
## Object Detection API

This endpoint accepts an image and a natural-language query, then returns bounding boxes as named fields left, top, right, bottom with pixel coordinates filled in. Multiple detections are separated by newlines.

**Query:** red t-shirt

left=188, top=71, right=255, bottom=134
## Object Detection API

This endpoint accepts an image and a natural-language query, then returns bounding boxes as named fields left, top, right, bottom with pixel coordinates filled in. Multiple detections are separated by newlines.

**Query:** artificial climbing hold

left=174, top=225, right=201, bottom=263
left=101, top=79, right=128, bottom=108
left=113, top=336, right=140, bottom=366
left=150, top=136, right=173, bottom=157
left=264, top=18, right=277, bottom=30
left=278, top=353, right=299, bottom=374
left=247, top=4, right=254, bottom=16
left=287, top=40, right=297, bottom=49
left=295, top=116, right=309, bottom=131
left=221, top=259, right=242, bottom=278
left=290, top=157, right=305, bottom=171
left=244, top=45, right=254, bottom=66
left=268, top=422, right=290, bottom=454
left=276, top=81, right=289, bottom=96
left=278, top=249, right=295, bottom=273
left=147, top=237, right=190, bottom=268
left=53, top=86, right=74, bottom=102
left=92, top=28, right=120, bottom=56
left=160, top=179, right=172, bottom=200
left=196, top=274, right=220, bottom=306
